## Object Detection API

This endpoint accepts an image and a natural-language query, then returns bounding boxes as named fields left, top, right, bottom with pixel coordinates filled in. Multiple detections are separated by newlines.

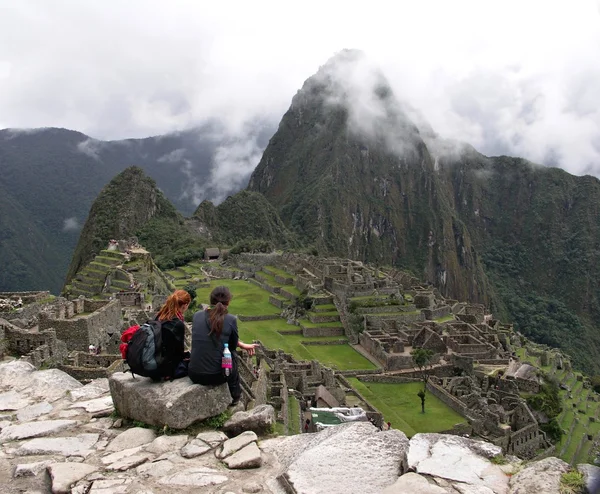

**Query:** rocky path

left=0, top=359, right=598, bottom=494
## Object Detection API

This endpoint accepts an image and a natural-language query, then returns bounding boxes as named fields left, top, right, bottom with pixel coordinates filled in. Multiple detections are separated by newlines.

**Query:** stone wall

left=39, top=299, right=122, bottom=353
left=506, top=423, right=542, bottom=458
left=0, top=291, right=50, bottom=304
left=426, top=380, right=469, bottom=417
left=357, top=375, right=421, bottom=384
left=301, top=325, right=345, bottom=337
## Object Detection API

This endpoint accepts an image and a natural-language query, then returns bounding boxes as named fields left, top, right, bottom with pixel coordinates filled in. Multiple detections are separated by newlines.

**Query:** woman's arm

left=238, top=341, right=258, bottom=356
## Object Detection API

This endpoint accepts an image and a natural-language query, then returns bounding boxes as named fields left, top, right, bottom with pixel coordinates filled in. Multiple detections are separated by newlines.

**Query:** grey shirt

left=188, top=310, right=238, bottom=376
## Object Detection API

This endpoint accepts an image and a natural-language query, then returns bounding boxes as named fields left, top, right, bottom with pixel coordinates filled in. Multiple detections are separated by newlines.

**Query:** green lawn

left=347, top=379, right=467, bottom=438
left=434, top=314, right=455, bottom=323
left=239, top=320, right=375, bottom=371
left=288, top=395, right=301, bottom=435
left=299, top=318, right=343, bottom=328
left=264, top=265, right=293, bottom=277
left=194, top=280, right=280, bottom=316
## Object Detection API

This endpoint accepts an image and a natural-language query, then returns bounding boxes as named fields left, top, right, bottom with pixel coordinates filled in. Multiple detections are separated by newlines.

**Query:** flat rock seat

left=109, top=373, right=231, bottom=429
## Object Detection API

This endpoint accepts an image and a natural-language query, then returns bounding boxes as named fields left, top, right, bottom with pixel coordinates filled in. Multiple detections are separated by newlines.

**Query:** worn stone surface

left=223, top=442, right=262, bottom=469
left=100, top=446, right=143, bottom=465
left=0, top=390, right=31, bottom=411
left=106, top=427, right=156, bottom=452
left=69, top=379, right=110, bottom=402
left=196, top=430, right=228, bottom=447
left=105, top=453, right=150, bottom=471
left=263, top=421, right=409, bottom=494
left=16, top=433, right=99, bottom=457
left=382, top=472, right=449, bottom=494
left=28, top=369, right=83, bottom=402
left=109, top=372, right=231, bottom=429
left=408, top=433, right=507, bottom=494
left=218, top=431, right=258, bottom=459
left=222, top=404, right=276, bottom=436
left=88, top=478, right=132, bottom=494
left=16, top=402, right=53, bottom=422
left=144, top=434, right=188, bottom=455
left=0, top=420, right=77, bottom=443
left=13, top=459, right=56, bottom=478
left=47, top=462, right=97, bottom=494
left=578, top=463, right=600, bottom=494
left=180, top=439, right=211, bottom=458
left=136, top=459, right=178, bottom=478
left=242, top=482, right=264, bottom=493
left=158, top=466, right=229, bottom=487
left=68, top=396, right=113, bottom=414
left=508, top=457, right=569, bottom=494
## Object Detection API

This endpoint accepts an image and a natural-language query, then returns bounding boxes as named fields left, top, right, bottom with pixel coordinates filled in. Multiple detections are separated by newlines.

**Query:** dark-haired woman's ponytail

left=208, top=301, right=228, bottom=338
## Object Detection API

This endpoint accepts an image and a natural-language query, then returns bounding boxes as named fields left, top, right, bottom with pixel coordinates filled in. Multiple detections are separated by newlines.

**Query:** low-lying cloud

left=62, top=217, right=81, bottom=232
left=1, top=1, right=599, bottom=181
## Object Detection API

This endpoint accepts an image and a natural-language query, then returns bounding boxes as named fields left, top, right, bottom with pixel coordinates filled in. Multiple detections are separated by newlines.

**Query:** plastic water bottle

left=222, top=343, right=232, bottom=377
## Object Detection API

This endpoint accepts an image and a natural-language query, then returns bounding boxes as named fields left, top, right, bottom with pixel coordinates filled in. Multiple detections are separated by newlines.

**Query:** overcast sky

left=1, top=0, right=600, bottom=177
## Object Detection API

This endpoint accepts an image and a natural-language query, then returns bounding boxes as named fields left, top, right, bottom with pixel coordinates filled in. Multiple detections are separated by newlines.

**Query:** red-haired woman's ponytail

left=156, top=289, right=191, bottom=321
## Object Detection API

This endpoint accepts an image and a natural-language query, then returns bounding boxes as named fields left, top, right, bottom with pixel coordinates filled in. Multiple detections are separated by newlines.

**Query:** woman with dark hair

left=188, top=286, right=257, bottom=405
left=155, top=289, right=191, bottom=379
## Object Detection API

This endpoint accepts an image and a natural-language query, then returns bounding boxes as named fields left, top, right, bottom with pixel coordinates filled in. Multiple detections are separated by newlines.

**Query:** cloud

left=62, top=217, right=81, bottom=231
left=0, top=0, right=599, bottom=179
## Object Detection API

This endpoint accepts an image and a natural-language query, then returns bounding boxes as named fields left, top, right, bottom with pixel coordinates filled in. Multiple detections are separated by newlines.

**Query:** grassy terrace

left=264, top=265, right=292, bottom=277
left=195, top=280, right=280, bottom=316
left=347, top=379, right=466, bottom=438
left=256, top=271, right=302, bottom=296
left=241, top=320, right=375, bottom=371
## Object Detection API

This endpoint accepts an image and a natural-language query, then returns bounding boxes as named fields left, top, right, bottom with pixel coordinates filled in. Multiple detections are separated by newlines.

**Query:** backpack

left=123, top=321, right=165, bottom=379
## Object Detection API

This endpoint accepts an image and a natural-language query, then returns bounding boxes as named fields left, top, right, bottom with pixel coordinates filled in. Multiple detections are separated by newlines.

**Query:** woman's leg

left=228, top=357, right=242, bottom=404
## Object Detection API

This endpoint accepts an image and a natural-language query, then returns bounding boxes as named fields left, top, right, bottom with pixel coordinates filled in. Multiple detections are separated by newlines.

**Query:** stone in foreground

left=16, top=433, right=99, bottom=457
left=158, top=466, right=229, bottom=487
left=47, top=462, right=97, bottom=494
left=0, top=419, right=77, bottom=443
left=263, top=421, right=409, bottom=494
left=217, top=431, right=258, bottom=459
left=222, top=404, right=275, bottom=436
left=222, top=442, right=262, bottom=469
left=109, top=373, right=231, bottom=429
left=106, top=427, right=156, bottom=452
left=408, top=433, right=507, bottom=494
left=577, top=463, right=600, bottom=494
left=508, top=457, right=569, bottom=494
left=382, top=472, right=448, bottom=494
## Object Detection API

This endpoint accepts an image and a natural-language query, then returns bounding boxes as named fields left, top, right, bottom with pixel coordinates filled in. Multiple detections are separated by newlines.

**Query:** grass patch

left=560, top=470, right=585, bottom=494
left=490, top=455, right=508, bottom=465
left=434, top=314, right=455, bottom=323
left=264, top=265, right=293, bottom=277
left=299, top=319, right=343, bottom=329
left=240, top=320, right=375, bottom=370
left=347, top=379, right=466, bottom=438
left=288, top=395, right=301, bottom=435
left=194, top=279, right=281, bottom=317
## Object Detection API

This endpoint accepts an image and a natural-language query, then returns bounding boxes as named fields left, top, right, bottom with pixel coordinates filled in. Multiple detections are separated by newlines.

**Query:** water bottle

left=222, top=343, right=232, bottom=377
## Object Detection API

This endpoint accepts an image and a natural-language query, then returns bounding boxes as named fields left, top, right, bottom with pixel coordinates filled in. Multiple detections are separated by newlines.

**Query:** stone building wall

left=426, top=380, right=469, bottom=417
left=506, top=423, right=542, bottom=458
left=39, top=299, right=122, bottom=353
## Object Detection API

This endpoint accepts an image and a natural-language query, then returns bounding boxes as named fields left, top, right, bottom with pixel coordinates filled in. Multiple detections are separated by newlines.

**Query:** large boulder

left=222, top=404, right=275, bottom=436
left=109, top=373, right=231, bottom=429
left=508, top=457, right=569, bottom=494
left=408, top=433, right=508, bottom=494
left=262, top=421, right=409, bottom=494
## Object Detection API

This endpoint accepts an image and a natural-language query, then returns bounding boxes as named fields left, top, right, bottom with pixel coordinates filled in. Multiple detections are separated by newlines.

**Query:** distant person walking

left=188, top=286, right=257, bottom=406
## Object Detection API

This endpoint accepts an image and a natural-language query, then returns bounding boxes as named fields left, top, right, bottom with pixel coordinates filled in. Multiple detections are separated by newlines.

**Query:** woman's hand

left=238, top=341, right=258, bottom=356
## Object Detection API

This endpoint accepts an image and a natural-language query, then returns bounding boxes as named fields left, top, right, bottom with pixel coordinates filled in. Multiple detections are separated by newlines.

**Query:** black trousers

left=189, top=358, right=241, bottom=401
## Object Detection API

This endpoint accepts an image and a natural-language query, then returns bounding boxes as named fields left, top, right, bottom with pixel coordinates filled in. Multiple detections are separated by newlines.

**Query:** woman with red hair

left=154, top=289, right=191, bottom=379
